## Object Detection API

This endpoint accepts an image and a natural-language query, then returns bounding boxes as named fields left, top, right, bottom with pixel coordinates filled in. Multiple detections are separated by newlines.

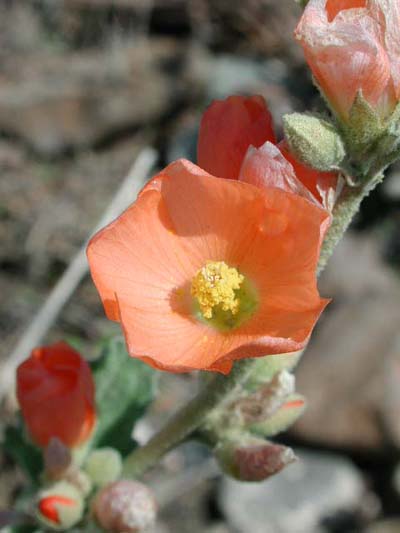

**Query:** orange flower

left=197, top=95, right=338, bottom=209
left=295, top=0, right=400, bottom=120
left=17, top=342, right=96, bottom=448
left=197, top=95, right=276, bottom=180
left=87, top=159, right=329, bottom=374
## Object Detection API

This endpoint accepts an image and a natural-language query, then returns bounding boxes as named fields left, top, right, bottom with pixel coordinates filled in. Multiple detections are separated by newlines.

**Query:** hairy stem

left=123, top=359, right=253, bottom=478
left=318, top=173, right=383, bottom=275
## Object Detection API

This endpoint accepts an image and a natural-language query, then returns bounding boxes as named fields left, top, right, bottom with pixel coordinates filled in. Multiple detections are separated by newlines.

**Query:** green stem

left=123, top=172, right=384, bottom=480
left=123, top=359, right=253, bottom=478
left=318, top=173, right=383, bottom=275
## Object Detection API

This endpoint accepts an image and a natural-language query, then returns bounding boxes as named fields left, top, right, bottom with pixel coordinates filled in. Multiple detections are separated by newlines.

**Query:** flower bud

left=250, top=394, right=306, bottom=437
left=16, top=341, right=96, bottom=448
left=36, top=481, right=84, bottom=530
left=245, top=350, right=303, bottom=391
left=283, top=113, right=345, bottom=171
left=85, top=448, right=122, bottom=487
left=216, top=435, right=296, bottom=482
left=93, top=480, right=157, bottom=532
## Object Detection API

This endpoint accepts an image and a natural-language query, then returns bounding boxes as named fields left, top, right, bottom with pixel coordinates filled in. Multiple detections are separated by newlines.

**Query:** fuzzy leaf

left=90, top=337, right=158, bottom=456
left=346, top=92, right=384, bottom=156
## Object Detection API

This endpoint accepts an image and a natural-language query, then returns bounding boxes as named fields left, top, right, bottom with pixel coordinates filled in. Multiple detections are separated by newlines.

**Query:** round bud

left=85, top=448, right=123, bottom=487
left=93, top=480, right=157, bottom=533
left=36, top=481, right=84, bottom=530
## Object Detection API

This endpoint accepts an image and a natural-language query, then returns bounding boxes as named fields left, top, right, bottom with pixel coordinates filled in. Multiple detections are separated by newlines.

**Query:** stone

left=294, top=234, right=400, bottom=449
left=0, top=40, right=176, bottom=155
left=367, top=520, right=400, bottom=533
left=219, top=449, right=366, bottom=533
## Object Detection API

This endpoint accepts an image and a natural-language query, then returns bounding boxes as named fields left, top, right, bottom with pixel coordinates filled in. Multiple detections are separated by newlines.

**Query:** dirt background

left=1, top=1, right=400, bottom=532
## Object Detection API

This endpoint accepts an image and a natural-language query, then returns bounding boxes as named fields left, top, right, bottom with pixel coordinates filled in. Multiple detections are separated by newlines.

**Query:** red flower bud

left=234, top=442, right=296, bottom=481
left=39, top=496, right=75, bottom=525
left=93, top=480, right=157, bottom=533
left=216, top=436, right=296, bottom=482
left=36, top=481, right=84, bottom=530
left=16, top=342, right=96, bottom=448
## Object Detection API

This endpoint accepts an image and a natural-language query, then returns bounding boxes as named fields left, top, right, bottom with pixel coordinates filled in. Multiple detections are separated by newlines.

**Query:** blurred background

left=0, top=1, right=400, bottom=532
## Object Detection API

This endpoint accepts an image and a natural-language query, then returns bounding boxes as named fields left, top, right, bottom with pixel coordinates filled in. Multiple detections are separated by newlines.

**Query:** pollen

left=191, top=261, right=244, bottom=319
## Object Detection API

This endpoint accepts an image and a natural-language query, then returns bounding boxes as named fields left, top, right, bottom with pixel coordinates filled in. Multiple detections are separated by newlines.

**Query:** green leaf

left=2, top=423, right=43, bottom=485
left=90, top=337, right=158, bottom=456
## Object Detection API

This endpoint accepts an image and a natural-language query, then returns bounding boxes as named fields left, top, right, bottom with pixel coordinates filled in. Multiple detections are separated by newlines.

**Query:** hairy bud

left=216, top=435, right=296, bottom=482
left=85, top=447, right=123, bottom=487
left=283, top=113, right=345, bottom=171
left=93, top=480, right=157, bottom=532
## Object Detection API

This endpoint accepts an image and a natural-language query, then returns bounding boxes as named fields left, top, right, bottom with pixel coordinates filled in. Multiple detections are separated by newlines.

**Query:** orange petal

left=197, top=95, right=276, bottom=180
left=295, top=0, right=391, bottom=119
left=279, top=141, right=338, bottom=209
left=326, top=0, right=367, bottom=22
left=238, top=141, right=318, bottom=205
left=370, top=0, right=400, bottom=101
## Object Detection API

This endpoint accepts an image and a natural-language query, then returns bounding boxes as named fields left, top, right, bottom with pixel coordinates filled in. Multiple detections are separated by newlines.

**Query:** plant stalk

left=123, top=359, right=253, bottom=478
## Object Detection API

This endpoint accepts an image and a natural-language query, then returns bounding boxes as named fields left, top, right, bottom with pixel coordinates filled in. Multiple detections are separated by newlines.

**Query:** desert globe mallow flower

left=87, top=159, right=329, bottom=374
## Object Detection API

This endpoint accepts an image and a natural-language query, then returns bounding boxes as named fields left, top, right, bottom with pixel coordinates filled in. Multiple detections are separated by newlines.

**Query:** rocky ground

left=1, top=1, right=400, bottom=532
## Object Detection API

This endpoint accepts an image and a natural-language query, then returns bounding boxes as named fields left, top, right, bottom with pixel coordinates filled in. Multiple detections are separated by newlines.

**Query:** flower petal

left=238, top=141, right=318, bottom=204
left=370, top=0, right=400, bottom=100
left=295, top=0, right=391, bottom=118
left=197, top=95, right=276, bottom=180
left=325, top=0, right=367, bottom=22
left=279, top=141, right=338, bottom=209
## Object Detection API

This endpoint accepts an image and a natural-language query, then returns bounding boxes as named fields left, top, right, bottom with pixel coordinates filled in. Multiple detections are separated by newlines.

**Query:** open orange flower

left=197, top=95, right=338, bottom=209
left=17, top=342, right=96, bottom=448
left=295, top=0, right=400, bottom=120
left=87, top=159, right=329, bottom=374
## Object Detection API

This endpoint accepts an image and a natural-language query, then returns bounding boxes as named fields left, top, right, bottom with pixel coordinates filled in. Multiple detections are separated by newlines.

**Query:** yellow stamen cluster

left=191, top=261, right=244, bottom=319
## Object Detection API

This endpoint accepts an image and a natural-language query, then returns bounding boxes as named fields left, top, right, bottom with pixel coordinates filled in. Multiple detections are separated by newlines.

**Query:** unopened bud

left=216, top=435, right=296, bottom=482
left=250, top=394, right=306, bottom=437
left=93, top=480, right=157, bottom=532
left=36, top=481, right=84, bottom=530
left=283, top=113, right=345, bottom=171
left=85, top=447, right=122, bottom=487
left=246, top=350, right=303, bottom=391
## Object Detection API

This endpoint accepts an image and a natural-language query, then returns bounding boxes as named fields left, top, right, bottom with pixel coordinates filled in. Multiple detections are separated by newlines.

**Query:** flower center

left=191, top=261, right=244, bottom=319
left=191, top=261, right=258, bottom=331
